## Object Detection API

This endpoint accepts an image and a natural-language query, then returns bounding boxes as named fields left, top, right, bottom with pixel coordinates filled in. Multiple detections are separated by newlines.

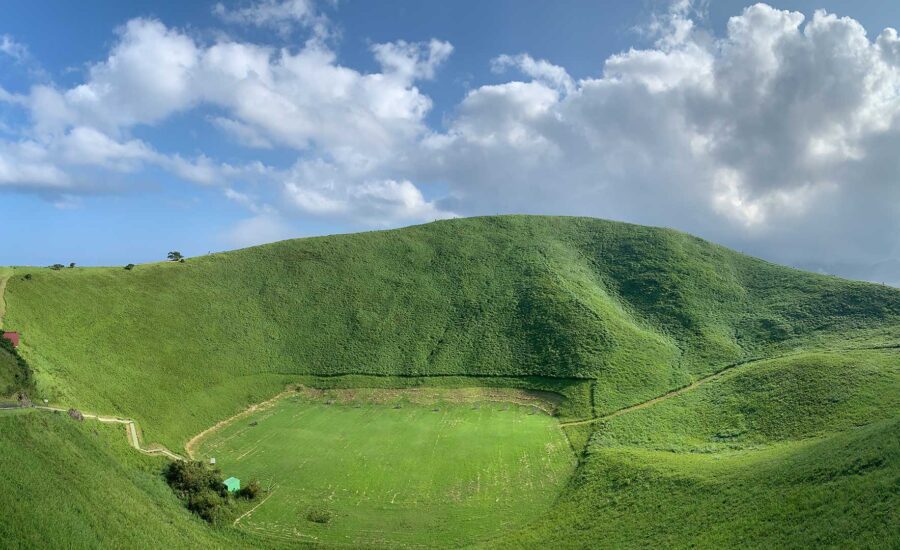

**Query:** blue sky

left=2, top=1, right=899, bottom=285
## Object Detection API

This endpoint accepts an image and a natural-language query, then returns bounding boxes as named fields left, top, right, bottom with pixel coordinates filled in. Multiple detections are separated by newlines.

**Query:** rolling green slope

left=4, top=216, right=897, bottom=447
left=0, top=410, right=257, bottom=548
left=1, top=215, right=898, bottom=548
left=501, top=350, right=899, bottom=548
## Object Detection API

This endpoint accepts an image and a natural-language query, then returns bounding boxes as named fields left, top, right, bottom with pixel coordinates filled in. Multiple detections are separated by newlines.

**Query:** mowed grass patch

left=195, top=390, right=576, bottom=547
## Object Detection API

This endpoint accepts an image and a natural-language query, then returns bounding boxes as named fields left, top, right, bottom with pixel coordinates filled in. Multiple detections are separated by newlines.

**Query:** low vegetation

left=504, top=350, right=899, bottom=548
left=194, top=390, right=575, bottom=547
left=0, top=334, right=33, bottom=400
left=0, top=411, right=254, bottom=548
left=0, top=215, right=897, bottom=547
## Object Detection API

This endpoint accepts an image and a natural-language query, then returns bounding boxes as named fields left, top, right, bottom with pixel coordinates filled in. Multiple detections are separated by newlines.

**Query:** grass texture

left=195, top=390, right=575, bottom=547
left=1, top=215, right=898, bottom=548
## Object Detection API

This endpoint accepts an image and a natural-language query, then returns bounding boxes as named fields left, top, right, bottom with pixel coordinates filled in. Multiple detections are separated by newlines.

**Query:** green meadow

left=195, top=389, right=575, bottom=547
left=0, top=215, right=897, bottom=547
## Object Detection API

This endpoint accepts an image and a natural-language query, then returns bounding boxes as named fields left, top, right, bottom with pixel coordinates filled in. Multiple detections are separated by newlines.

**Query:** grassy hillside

left=1, top=215, right=898, bottom=548
left=4, top=216, right=898, bottom=447
left=0, top=410, right=257, bottom=548
left=502, top=350, right=899, bottom=548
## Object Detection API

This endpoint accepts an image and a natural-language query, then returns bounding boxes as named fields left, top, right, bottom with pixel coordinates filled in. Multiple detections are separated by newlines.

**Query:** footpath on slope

left=34, top=406, right=187, bottom=461
left=560, top=343, right=899, bottom=428
left=560, top=357, right=762, bottom=428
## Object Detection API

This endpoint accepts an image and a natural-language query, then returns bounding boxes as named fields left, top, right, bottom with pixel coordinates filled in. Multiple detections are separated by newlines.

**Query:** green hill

left=0, top=215, right=897, bottom=548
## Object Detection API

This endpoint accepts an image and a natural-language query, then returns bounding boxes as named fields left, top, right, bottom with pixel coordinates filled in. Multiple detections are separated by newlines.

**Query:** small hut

left=224, top=477, right=240, bottom=493
left=2, top=332, right=19, bottom=348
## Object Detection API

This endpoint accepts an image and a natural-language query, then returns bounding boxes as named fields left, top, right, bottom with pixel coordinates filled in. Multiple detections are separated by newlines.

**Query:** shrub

left=124, top=264, right=135, bottom=271
left=0, top=336, right=34, bottom=395
left=306, top=508, right=333, bottom=524
left=188, top=489, right=229, bottom=524
left=236, top=480, right=261, bottom=500
left=49, top=264, right=64, bottom=271
left=68, top=263, right=75, bottom=268
left=23, top=273, right=32, bottom=280
left=163, top=461, right=231, bottom=524
left=164, top=460, right=226, bottom=497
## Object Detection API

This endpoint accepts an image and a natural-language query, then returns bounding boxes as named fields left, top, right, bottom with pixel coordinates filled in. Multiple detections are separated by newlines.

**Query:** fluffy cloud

left=1, top=11, right=453, bottom=224
left=281, top=158, right=452, bottom=224
left=228, top=212, right=295, bottom=248
left=0, top=35, right=29, bottom=62
left=213, top=0, right=328, bottom=38
left=416, top=3, right=900, bottom=282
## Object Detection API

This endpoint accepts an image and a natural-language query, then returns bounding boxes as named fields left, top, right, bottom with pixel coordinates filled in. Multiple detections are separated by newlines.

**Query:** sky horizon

left=2, top=0, right=899, bottom=286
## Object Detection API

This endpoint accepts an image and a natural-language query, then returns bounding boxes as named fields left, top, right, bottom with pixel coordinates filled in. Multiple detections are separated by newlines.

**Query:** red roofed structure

left=2, top=332, right=19, bottom=348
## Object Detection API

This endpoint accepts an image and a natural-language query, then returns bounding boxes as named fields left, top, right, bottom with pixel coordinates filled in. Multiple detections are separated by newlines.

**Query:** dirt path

left=185, top=389, right=296, bottom=459
left=560, top=357, right=762, bottom=428
left=233, top=486, right=278, bottom=527
left=32, top=406, right=186, bottom=461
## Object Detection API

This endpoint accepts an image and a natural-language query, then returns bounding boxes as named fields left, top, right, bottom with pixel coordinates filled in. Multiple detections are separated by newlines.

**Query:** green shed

left=224, top=477, right=240, bottom=493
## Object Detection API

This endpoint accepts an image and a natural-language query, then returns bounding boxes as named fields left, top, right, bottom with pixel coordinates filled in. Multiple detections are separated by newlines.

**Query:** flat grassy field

left=195, top=390, right=576, bottom=547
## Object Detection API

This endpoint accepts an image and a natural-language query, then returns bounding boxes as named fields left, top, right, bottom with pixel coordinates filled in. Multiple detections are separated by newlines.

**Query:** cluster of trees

left=163, top=461, right=260, bottom=524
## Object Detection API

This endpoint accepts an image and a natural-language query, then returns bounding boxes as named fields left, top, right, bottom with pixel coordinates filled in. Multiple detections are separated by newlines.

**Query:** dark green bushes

left=235, top=480, right=260, bottom=500
left=163, top=461, right=260, bottom=523
left=0, top=336, right=33, bottom=398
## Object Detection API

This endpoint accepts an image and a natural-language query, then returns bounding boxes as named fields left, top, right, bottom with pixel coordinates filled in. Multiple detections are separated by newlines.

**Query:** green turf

left=501, top=350, right=900, bottom=548
left=4, top=216, right=897, bottom=448
left=1, top=215, right=898, bottom=548
left=0, top=410, right=256, bottom=549
left=195, top=390, right=576, bottom=547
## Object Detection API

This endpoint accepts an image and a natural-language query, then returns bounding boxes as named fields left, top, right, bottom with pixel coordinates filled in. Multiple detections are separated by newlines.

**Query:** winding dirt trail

left=560, top=357, right=763, bottom=428
left=185, top=389, right=296, bottom=459
left=32, top=406, right=186, bottom=461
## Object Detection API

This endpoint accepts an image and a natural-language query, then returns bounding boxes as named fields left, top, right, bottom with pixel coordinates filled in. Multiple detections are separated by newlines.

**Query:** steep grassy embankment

left=4, top=216, right=897, bottom=447
left=0, top=410, right=258, bottom=548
